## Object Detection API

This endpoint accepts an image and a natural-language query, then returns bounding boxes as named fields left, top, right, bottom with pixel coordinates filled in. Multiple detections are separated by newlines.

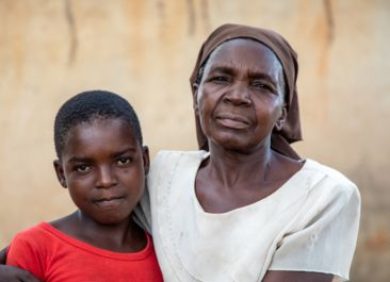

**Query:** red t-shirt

left=6, top=222, right=163, bottom=282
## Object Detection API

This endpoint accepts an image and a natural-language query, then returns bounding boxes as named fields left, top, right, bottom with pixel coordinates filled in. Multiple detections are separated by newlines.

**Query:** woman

left=137, top=24, right=360, bottom=282
left=0, top=24, right=360, bottom=282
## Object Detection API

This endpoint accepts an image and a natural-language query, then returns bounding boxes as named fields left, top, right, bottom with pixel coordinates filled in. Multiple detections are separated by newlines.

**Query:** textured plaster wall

left=0, top=1, right=389, bottom=281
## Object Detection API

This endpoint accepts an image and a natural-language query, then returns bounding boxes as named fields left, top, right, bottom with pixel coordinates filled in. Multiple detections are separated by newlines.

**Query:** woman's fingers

left=0, top=265, right=41, bottom=282
left=0, top=247, right=7, bottom=264
left=17, top=268, right=41, bottom=282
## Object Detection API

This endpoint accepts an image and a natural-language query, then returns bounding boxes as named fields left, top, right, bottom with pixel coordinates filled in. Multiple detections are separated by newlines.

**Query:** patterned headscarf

left=189, top=23, right=302, bottom=159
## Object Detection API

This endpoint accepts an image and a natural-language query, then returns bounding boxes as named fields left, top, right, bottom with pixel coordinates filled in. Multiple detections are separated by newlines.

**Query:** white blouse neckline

left=191, top=151, right=312, bottom=216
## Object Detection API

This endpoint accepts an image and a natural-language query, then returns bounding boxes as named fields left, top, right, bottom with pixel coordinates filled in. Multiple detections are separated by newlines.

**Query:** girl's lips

left=94, top=196, right=125, bottom=208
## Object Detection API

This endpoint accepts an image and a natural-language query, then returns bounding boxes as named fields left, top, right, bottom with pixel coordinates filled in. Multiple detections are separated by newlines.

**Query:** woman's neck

left=206, top=142, right=274, bottom=189
left=196, top=140, right=304, bottom=213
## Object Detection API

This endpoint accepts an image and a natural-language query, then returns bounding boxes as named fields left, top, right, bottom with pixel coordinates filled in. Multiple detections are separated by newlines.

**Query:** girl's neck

left=51, top=211, right=146, bottom=253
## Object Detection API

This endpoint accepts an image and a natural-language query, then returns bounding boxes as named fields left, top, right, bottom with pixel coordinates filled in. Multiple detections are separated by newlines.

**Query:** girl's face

left=54, top=118, right=149, bottom=226
left=195, top=38, right=286, bottom=153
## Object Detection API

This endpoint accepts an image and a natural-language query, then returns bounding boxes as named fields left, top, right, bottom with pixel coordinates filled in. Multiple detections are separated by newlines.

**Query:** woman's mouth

left=215, top=114, right=250, bottom=129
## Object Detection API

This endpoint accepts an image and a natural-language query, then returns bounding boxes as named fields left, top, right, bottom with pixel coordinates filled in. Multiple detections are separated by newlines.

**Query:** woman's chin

left=210, top=136, right=261, bottom=154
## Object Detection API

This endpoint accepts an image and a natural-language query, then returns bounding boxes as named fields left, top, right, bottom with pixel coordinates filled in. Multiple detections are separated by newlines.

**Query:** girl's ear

left=275, top=106, right=287, bottom=131
left=142, top=146, right=150, bottom=175
left=53, top=160, right=67, bottom=188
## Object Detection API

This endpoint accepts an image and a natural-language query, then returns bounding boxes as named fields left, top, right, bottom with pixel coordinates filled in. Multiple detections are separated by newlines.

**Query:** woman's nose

left=223, top=81, right=251, bottom=105
left=96, top=165, right=117, bottom=188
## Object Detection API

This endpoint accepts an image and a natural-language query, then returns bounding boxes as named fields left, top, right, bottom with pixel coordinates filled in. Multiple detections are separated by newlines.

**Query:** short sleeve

left=6, top=232, right=45, bottom=280
left=133, top=185, right=152, bottom=233
left=268, top=181, right=361, bottom=281
left=133, top=150, right=171, bottom=235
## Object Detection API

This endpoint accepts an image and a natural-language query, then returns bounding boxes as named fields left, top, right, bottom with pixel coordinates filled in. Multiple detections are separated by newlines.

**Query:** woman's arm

left=264, top=180, right=360, bottom=282
left=0, top=247, right=40, bottom=282
left=0, top=248, right=6, bottom=264
left=263, top=270, right=334, bottom=282
left=0, top=265, right=41, bottom=282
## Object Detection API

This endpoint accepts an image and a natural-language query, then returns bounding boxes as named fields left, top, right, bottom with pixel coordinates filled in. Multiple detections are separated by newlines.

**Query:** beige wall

left=1, top=0, right=389, bottom=281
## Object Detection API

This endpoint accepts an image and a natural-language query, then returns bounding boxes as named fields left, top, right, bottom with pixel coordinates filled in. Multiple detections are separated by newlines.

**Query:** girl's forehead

left=63, top=118, right=137, bottom=152
left=69, top=117, right=126, bottom=134
left=70, top=117, right=133, bottom=138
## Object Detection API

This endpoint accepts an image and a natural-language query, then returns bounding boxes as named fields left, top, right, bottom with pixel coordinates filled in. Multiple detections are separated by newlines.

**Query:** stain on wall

left=64, top=0, right=78, bottom=65
left=0, top=1, right=389, bottom=281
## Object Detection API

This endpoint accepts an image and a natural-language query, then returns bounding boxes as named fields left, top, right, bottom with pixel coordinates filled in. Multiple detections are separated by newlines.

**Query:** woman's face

left=195, top=38, right=286, bottom=153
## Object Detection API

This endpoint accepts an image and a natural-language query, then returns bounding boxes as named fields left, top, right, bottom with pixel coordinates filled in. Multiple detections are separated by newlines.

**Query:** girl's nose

left=96, top=165, right=117, bottom=188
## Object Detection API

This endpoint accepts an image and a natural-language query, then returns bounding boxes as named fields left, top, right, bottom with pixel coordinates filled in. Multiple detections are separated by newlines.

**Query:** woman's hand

left=0, top=247, right=6, bottom=264
left=0, top=247, right=40, bottom=282
left=263, top=270, right=334, bottom=282
left=0, top=265, right=41, bottom=282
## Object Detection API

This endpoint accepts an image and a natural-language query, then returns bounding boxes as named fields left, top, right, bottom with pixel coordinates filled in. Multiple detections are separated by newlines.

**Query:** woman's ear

left=142, top=146, right=150, bottom=175
left=275, top=106, right=287, bottom=131
left=193, top=83, right=199, bottom=115
left=53, top=160, right=67, bottom=188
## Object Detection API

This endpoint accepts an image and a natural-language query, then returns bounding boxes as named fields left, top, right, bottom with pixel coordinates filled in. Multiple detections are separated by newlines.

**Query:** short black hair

left=54, top=90, right=143, bottom=158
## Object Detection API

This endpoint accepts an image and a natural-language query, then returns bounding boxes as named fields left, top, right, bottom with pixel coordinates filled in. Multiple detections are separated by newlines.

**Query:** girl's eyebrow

left=111, top=148, right=137, bottom=158
left=67, top=148, right=138, bottom=163
left=67, top=156, right=93, bottom=163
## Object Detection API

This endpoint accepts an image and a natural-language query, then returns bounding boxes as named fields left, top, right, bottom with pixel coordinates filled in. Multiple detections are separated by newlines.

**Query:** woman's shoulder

left=148, top=150, right=207, bottom=185
left=154, top=149, right=208, bottom=160
left=151, top=150, right=208, bottom=170
left=301, top=159, right=360, bottom=201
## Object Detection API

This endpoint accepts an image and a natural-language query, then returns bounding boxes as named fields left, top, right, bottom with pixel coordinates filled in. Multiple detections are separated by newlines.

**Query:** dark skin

left=52, top=118, right=149, bottom=253
left=0, top=249, right=39, bottom=282
left=194, top=39, right=333, bottom=282
left=0, top=44, right=334, bottom=281
left=0, top=118, right=150, bottom=281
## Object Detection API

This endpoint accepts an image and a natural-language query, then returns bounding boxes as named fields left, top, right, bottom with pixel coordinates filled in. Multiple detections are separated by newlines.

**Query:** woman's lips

left=215, top=115, right=250, bottom=129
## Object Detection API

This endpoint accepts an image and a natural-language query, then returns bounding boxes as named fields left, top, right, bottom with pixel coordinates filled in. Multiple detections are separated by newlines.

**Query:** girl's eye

left=117, top=157, right=131, bottom=166
left=75, top=164, right=91, bottom=173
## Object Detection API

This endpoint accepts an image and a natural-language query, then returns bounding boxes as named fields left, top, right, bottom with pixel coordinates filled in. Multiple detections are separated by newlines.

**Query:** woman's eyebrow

left=248, top=72, right=277, bottom=84
left=208, top=65, right=235, bottom=74
left=209, top=65, right=277, bottom=81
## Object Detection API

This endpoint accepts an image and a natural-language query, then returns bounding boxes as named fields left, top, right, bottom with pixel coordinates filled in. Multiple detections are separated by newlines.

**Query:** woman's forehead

left=205, top=39, right=283, bottom=76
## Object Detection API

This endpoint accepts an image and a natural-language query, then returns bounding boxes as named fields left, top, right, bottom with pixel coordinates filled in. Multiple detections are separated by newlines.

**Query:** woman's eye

left=252, top=81, right=267, bottom=89
left=75, top=165, right=91, bottom=173
left=117, top=157, right=131, bottom=166
left=252, top=81, right=274, bottom=92
left=209, top=76, right=229, bottom=84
